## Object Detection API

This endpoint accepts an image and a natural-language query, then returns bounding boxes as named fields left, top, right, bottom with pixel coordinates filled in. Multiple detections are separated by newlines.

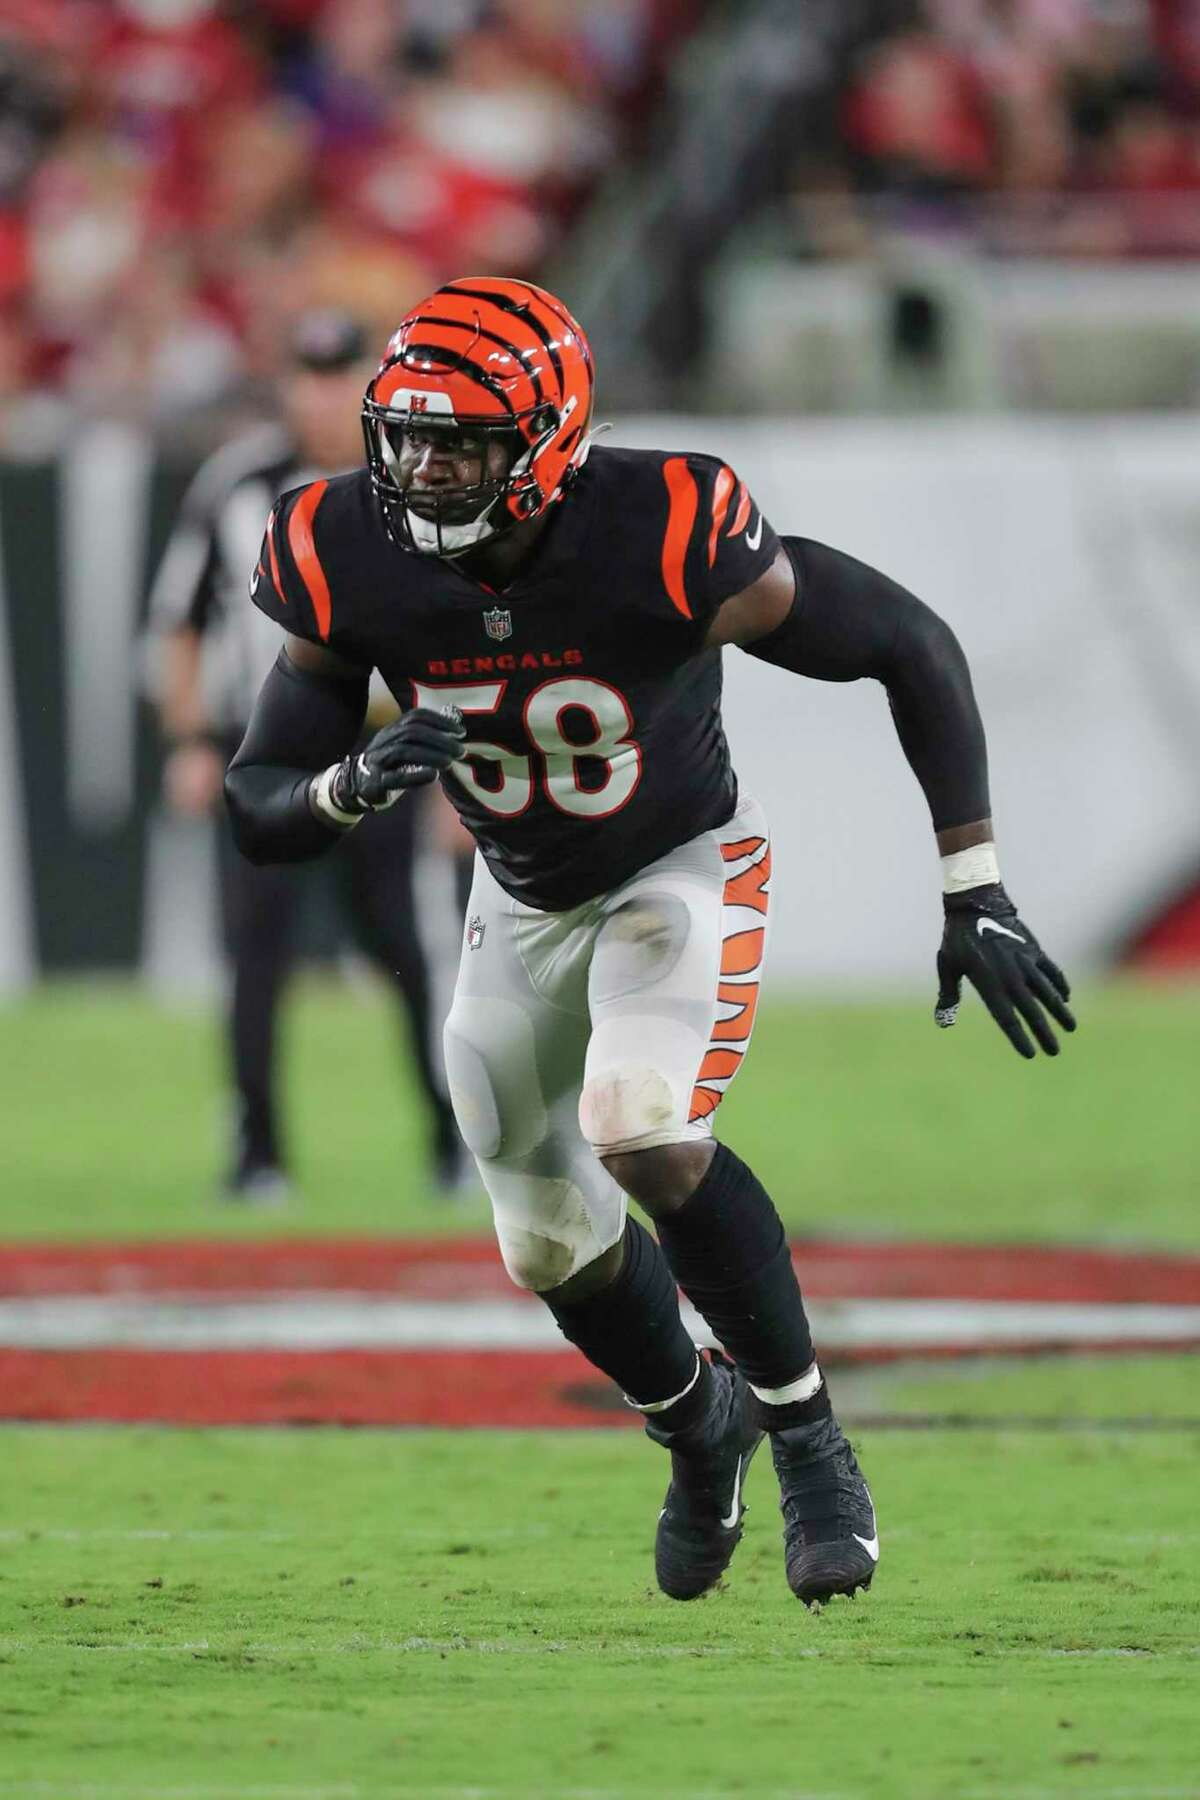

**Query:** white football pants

left=442, top=795, right=771, bottom=1292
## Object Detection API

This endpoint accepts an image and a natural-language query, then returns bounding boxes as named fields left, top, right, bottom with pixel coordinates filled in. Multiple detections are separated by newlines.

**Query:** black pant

left=217, top=785, right=460, bottom=1176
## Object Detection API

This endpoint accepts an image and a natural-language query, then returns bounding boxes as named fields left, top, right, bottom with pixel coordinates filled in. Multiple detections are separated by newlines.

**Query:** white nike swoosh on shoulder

left=745, top=516, right=763, bottom=551
left=976, top=918, right=1026, bottom=944
left=720, top=1456, right=747, bottom=1530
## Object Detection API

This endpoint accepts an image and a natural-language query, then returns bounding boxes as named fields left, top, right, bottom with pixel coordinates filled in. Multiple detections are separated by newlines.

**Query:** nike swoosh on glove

left=331, top=705, right=466, bottom=813
left=935, top=882, right=1076, bottom=1059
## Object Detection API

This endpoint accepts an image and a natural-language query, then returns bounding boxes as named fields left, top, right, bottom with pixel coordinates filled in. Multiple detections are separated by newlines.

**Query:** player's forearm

left=224, top=649, right=368, bottom=864
left=884, top=600, right=991, bottom=837
left=224, top=762, right=337, bottom=863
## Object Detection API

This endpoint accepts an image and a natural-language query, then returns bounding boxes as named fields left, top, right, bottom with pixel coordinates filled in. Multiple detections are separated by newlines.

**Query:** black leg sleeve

left=543, top=1218, right=707, bottom=1422
left=655, top=1143, right=832, bottom=1430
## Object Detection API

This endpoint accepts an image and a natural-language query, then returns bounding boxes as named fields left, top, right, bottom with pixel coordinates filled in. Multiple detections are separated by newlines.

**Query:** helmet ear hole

left=530, top=404, right=558, bottom=439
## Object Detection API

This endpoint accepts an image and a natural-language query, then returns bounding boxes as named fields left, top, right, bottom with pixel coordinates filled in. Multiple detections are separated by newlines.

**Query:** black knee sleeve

left=656, top=1142, right=829, bottom=1424
left=543, top=1217, right=704, bottom=1420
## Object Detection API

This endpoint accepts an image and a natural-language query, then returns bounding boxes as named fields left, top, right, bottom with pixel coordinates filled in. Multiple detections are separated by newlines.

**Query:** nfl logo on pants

left=483, top=607, right=512, bottom=641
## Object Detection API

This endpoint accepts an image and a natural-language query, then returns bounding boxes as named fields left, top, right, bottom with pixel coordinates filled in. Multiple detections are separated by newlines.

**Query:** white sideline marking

left=1, top=1295, right=1199, bottom=1352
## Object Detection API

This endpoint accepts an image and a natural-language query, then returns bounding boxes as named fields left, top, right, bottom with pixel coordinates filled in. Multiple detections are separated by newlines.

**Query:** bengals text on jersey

left=249, top=444, right=780, bottom=910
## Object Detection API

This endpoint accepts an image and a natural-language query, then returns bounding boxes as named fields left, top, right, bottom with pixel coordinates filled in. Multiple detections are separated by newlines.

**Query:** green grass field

left=4, top=976, right=1198, bottom=1243
left=3, top=1399, right=1198, bottom=1800
left=2, top=979, right=1198, bottom=1799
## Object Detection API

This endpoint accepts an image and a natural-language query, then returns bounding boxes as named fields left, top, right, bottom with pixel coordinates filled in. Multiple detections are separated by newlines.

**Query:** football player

left=226, top=278, right=1075, bottom=1606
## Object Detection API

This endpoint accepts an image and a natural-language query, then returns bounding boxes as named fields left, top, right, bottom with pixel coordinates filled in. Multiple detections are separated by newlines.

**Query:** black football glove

left=936, top=882, right=1076, bottom=1059
left=328, top=705, right=466, bottom=813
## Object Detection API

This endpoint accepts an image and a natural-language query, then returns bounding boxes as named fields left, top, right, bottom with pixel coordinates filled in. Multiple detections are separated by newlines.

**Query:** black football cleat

left=646, top=1353, right=765, bottom=1601
left=769, top=1414, right=878, bottom=1606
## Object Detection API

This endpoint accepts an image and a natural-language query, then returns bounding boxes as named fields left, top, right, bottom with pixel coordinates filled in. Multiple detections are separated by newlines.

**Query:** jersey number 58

left=411, top=677, right=642, bottom=820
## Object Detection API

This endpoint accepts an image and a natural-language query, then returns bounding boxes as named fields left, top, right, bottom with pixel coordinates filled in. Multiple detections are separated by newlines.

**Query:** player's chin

left=406, top=494, right=479, bottom=527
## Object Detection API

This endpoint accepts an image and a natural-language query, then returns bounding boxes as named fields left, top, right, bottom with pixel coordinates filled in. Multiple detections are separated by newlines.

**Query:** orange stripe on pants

left=721, top=928, right=765, bottom=976
left=722, top=847, right=771, bottom=914
left=712, top=980, right=760, bottom=1043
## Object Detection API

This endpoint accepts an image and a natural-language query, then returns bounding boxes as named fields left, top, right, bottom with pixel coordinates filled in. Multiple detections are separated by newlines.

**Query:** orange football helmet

left=362, top=276, right=595, bottom=557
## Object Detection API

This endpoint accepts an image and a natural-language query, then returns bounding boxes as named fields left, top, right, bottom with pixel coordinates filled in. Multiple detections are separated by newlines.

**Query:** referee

left=148, top=307, right=468, bottom=1202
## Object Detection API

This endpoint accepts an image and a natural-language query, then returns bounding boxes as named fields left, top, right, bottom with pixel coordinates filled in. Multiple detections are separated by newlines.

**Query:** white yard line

left=1, top=1295, right=1198, bottom=1352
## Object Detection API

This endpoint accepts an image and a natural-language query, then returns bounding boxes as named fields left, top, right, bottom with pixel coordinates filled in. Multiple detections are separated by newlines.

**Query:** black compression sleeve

left=745, top=537, right=990, bottom=832
left=224, top=650, right=369, bottom=864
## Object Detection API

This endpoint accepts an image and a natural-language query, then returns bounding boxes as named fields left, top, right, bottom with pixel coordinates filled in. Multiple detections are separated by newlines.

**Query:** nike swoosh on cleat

left=720, top=1456, right=747, bottom=1530
left=745, top=516, right=763, bottom=551
left=976, top=918, right=1026, bottom=943
left=852, top=1532, right=880, bottom=1562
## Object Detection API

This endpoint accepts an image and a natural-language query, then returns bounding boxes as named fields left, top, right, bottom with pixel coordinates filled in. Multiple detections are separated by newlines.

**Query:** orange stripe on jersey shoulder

left=287, top=480, right=332, bottom=641
left=265, top=509, right=284, bottom=599
left=707, top=465, right=735, bottom=567
left=660, top=457, right=698, bottom=619
left=728, top=483, right=751, bottom=538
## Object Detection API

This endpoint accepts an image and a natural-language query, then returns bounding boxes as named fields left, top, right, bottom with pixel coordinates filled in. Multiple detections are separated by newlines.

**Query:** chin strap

left=576, top=420, right=611, bottom=466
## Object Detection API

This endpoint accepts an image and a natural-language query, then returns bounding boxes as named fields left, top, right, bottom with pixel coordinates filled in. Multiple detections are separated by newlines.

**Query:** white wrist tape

left=311, top=764, right=363, bottom=829
left=941, top=841, right=1000, bottom=894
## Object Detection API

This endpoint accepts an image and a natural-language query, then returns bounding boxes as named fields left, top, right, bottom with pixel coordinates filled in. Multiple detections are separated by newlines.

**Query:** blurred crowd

left=794, top=0, right=1200, bottom=257
left=5, top=1, right=1200, bottom=451
left=0, top=0, right=694, bottom=451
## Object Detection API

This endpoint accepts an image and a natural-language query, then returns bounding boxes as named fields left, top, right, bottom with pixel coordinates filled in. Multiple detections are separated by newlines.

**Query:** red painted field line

left=0, top=1348, right=618, bottom=1429
left=2, top=1238, right=1197, bottom=1303
left=7, top=1339, right=1197, bottom=1429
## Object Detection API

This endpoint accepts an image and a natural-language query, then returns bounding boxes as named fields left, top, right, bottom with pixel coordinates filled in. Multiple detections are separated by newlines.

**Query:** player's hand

left=935, top=882, right=1076, bottom=1059
left=331, top=705, right=466, bottom=813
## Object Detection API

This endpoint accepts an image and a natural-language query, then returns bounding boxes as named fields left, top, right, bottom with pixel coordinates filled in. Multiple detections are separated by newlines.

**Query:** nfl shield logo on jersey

left=467, top=915, right=486, bottom=951
left=483, top=607, right=512, bottom=641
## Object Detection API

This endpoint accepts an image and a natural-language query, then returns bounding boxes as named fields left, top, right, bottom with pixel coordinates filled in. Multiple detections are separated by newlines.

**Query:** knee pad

left=579, top=1066, right=684, bottom=1157
left=489, top=1171, right=624, bottom=1292
left=442, top=997, right=548, bottom=1161
left=496, top=1225, right=578, bottom=1293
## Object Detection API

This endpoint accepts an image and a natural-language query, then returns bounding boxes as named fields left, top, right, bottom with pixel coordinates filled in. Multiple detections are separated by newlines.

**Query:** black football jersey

left=249, top=445, right=780, bottom=910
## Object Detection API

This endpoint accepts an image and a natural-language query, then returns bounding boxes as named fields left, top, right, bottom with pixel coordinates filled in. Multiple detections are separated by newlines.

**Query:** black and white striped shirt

left=147, top=424, right=321, bottom=731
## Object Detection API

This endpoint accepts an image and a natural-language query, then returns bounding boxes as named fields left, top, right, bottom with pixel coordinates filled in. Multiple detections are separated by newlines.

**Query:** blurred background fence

left=3, top=0, right=1200, bottom=994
